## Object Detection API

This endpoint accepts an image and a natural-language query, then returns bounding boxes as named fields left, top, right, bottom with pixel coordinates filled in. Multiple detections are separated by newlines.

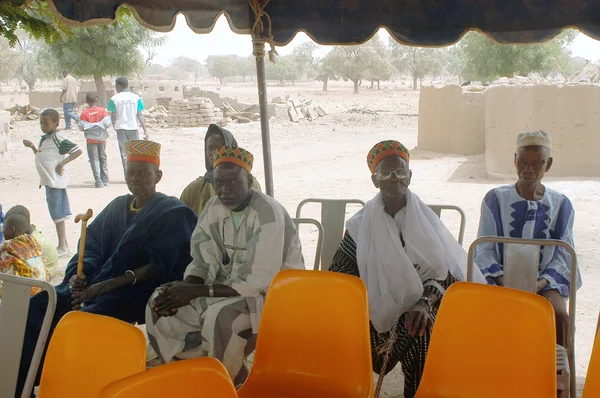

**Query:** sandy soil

left=0, top=80, right=597, bottom=396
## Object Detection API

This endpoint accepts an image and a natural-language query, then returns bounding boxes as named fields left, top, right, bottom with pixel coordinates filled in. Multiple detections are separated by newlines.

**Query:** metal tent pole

left=252, top=37, right=274, bottom=197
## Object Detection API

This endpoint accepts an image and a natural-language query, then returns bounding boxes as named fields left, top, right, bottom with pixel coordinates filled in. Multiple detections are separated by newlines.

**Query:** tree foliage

left=324, top=37, right=394, bottom=94
left=205, top=55, right=238, bottom=84
left=0, top=38, right=20, bottom=81
left=48, top=9, right=148, bottom=105
left=265, top=55, right=301, bottom=85
left=389, top=38, right=446, bottom=89
left=0, top=0, right=62, bottom=46
left=457, top=31, right=577, bottom=82
left=169, top=56, right=204, bottom=83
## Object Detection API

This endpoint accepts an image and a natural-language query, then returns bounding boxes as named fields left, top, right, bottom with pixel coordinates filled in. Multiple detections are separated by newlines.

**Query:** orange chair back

left=583, top=315, right=600, bottom=398
left=38, top=311, right=145, bottom=398
left=238, top=269, right=372, bottom=398
left=98, top=357, right=238, bottom=398
left=415, top=282, right=556, bottom=398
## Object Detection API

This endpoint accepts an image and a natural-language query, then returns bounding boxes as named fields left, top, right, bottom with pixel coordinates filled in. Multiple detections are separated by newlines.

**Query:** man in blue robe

left=475, top=130, right=582, bottom=348
left=15, top=140, right=197, bottom=397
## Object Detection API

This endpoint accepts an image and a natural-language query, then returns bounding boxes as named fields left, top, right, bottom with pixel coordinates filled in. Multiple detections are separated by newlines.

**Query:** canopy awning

left=46, top=0, right=600, bottom=45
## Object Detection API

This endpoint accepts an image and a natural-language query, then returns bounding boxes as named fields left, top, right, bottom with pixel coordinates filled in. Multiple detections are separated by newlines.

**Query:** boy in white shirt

left=23, top=109, right=82, bottom=257
left=107, top=76, right=148, bottom=178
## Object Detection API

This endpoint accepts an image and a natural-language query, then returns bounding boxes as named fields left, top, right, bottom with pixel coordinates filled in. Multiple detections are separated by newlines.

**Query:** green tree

left=364, top=36, right=394, bottom=89
left=325, top=38, right=392, bottom=94
left=236, top=55, right=255, bottom=82
left=170, top=56, right=203, bottom=84
left=293, top=42, right=336, bottom=91
left=13, top=30, right=58, bottom=90
left=0, top=0, right=62, bottom=46
left=141, top=31, right=167, bottom=68
left=205, top=55, right=237, bottom=84
left=143, top=63, right=167, bottom=78
left=389, top=38, right=447, bottom=90
left=48, top=10, right=147, bottom=105
left=265, top=55, right=301, bottom=85
left=0, top=38, right=20, bottom=81
left=457, top=30, right=577, bottom=82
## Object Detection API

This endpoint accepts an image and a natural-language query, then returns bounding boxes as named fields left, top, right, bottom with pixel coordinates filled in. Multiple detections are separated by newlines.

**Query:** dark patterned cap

left=367, top=140, right=409, bottom=173
left=213, top=146, right=254, bottom=173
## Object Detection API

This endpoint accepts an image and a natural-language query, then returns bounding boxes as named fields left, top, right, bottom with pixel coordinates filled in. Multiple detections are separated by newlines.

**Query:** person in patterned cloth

left=15, top=140, right=198, bottom=398
left=0, top=213, right=49, bottom=297
left=475, top=130, right=581, bottom=348
left=330, top=140, right=486, bottom=398
left=146, top=146, right=304, bottom=386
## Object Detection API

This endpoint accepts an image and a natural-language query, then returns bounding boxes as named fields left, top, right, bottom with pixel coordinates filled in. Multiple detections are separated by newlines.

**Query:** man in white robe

left=146, top=146, right=304, bottom=385
left=331, top=140, right=485, bottom=398
left=475, top=130, right=582, bottom=348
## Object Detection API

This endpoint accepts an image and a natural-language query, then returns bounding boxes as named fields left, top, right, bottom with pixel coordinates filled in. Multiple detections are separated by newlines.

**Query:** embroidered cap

left=517, top=130, right=552, bottom=151
left=124, top=140, right=161, bottom=166
left=213, top=146, right=254, bottom=173
left=367, top=140, right=410, bottom=173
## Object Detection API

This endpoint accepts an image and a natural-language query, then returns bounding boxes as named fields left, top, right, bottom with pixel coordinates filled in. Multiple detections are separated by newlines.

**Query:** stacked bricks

left=167, top=97, right=222, bottom=127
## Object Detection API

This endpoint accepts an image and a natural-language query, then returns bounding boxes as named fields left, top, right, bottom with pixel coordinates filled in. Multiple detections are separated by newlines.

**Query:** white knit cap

left=516, top=130, right=552, bottom=150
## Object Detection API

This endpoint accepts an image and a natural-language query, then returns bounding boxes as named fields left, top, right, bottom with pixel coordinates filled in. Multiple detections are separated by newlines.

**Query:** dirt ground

left=0, top=80, right=597, bottom=396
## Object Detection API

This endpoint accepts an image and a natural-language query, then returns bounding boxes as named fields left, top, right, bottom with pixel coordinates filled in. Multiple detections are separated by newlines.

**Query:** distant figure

left=23, top=109, right=83, bottom=258
left=108, top=76, right=148, bottom=178
left=61, top=70, right=79, bottom=130
left=0, top=214, right=49, bottom=297
left=180, top=124, right=261, bottom=215
left=5, top=205, right=59, bottom=279
left=79, top=92, right=111, bottom=188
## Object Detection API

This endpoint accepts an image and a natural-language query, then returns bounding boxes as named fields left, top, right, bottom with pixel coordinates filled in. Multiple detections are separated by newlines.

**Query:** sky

left=152, top=15, right=600, bottom=65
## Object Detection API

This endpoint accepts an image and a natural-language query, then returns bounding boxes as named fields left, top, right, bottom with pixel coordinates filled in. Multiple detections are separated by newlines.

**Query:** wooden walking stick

left=75, top=209, right=94, bottom=278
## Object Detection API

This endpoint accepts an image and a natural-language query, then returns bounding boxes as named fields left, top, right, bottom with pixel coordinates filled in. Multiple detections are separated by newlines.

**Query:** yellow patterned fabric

left=124, top=140, right=161, bottom=165
left=213, top=146, right=254, bottom=173
left=0, top=234, right=49, bottom=296
left=367, top=140, right=410, bottom=173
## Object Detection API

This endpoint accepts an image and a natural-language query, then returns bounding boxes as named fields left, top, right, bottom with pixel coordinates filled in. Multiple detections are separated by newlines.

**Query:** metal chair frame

left=296, top=199, right=365, bottom=271
left=467, top=236, right=578, bottom=398
left=292, top=217, right=324, bottom=271
left=427, top=204, right=466, bottom=245
left=0, top=274, right=57, bottom=398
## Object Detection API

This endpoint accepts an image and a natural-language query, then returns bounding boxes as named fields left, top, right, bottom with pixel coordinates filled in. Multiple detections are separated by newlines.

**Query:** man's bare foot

left=57, top=247, right=71, bottom=258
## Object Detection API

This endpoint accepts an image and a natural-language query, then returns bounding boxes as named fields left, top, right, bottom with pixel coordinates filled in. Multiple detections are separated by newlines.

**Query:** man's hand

left=536, top=278, right=549, bottom=293
left=493, top=275, right=505, bottom=286
left=23, top=140, right=34, bottom=149
left=55, top=163, right=65, bottom=175
left=143, top=128, right=149, bottom=140
left=404, top=299, right=433, bottom=337
left=70, top=280, right=110, bottom=310
left=68, top=274, right=86, bottom=294
left=152, top=282, right=200, bottom=317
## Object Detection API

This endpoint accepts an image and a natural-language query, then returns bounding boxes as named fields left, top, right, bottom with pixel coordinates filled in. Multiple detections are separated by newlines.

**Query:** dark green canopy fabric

left=47, top=0, right=600, bottom=45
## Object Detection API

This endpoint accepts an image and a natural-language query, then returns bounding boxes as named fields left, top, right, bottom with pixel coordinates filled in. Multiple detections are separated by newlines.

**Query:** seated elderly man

left=475, top=131, right=582, bottom=348
left=146, top=146, right=304, bottom=385
left=330, top=140, right=485, bottom=398
left=15, top=140, right=198, bottom=397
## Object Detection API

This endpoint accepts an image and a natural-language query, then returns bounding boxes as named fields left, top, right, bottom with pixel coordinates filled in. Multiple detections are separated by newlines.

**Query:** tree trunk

left=377, top=80, right=381, bottom=90
left=219, top=77, right=223, bottom=84
left=322, top=77, right=328, bottom=92
left=94, top=74, right=107, bottom=107
left=25, top=78, right=36, bottom=91
left=412, top=75, right=418, bottom=90
left=352, top=79, right=359, bottom=94
left=370, top=80, right=374, bottom=89
left=291, top=80, right=295, bottom=86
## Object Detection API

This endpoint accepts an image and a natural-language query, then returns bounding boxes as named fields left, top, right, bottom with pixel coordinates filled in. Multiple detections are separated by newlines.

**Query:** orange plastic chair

left=37, top=311, right=145, bottom=398
left=237, top=269, right=372, bottom=398
left=415, top=282, right=556, bottom=398
left=582, top=313, right=600, bottom=398
left=98, top=357, right=238, bottom=398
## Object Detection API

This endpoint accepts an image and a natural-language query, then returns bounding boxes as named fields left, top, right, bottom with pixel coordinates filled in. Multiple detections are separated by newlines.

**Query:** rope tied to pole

left=374, top=321, right=399, bottom=398
left=249, top=0, right=278, bottom=63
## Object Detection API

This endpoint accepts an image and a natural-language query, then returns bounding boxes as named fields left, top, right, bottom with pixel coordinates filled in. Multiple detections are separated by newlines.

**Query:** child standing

left=23, top=108, right=82, bottom=257
left=78, top=92, right=111, bottom=188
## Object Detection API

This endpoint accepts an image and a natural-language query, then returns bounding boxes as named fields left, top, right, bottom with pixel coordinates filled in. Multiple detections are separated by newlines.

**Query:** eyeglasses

left=375, top=168, right=410, bottom=181
left=516, top=159, right=546, bottom=170
left=221, top=216, right=247, bottom=265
